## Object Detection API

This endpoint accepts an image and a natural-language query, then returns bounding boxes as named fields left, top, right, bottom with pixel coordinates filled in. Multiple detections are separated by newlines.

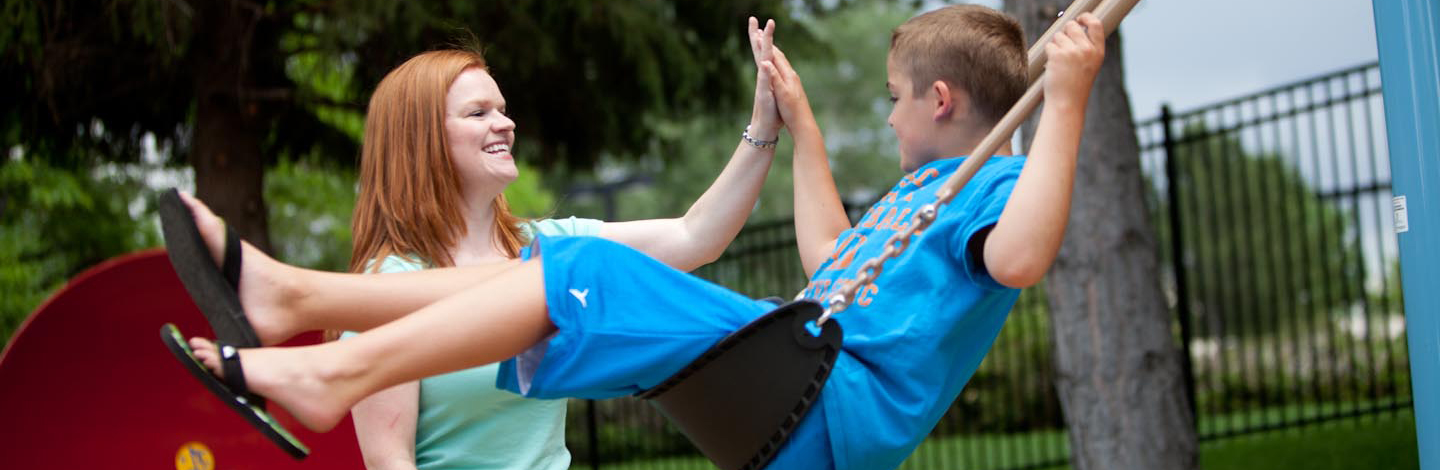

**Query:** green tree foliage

left=349, top=1, right=814, bottom=169
left=1, top=0, right=813, bottom=249
left=0, top=155, right=161, bottom=349
left=1, top=0, right=802, bottom=344
left=264, top=159, right=357, bottom=272
left=557, top=0, right=914, bottom=223
left=795, top=1, right=916, bottom=200
left=550, top=0, right=916, bottom=303
left=1167, top=124, right=1365, bottom=337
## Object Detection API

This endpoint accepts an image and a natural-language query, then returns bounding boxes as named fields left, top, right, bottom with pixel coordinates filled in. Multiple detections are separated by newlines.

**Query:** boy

left=754, top=5, right=1101, bottom=467
left=163, top=5, right=1105, bottom=470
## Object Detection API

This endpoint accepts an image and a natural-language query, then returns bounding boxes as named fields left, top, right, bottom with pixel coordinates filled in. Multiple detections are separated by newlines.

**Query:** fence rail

left=566, top=61, right=1411, bottom=469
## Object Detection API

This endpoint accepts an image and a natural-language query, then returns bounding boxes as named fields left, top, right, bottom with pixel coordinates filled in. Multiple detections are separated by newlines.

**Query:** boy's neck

left=928, top=132, right=1015, bottom=164
left=941, top=117, right=1015, bottom=156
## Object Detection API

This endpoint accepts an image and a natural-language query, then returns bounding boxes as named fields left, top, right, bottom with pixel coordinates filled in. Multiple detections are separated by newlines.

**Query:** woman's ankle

left=275, top=262, right=318, bottom=334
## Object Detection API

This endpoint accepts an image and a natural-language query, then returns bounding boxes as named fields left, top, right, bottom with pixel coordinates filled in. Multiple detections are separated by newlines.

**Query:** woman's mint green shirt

left=349, top=217, right=603, bottom=470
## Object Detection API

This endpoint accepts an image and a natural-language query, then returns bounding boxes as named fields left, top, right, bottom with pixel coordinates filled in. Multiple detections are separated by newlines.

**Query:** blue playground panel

left=1372, top=0, right=1440, bottom=464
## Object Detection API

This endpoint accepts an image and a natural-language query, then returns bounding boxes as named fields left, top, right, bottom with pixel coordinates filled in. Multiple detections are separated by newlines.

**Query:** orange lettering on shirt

left=889, top=208, right=912, bottom=231
left=859, top=206, right=882, bottom=228
left=834, top=235, right=868, bottom=270
left=875, top=208, right=897, bottom=231
left=910, top=168, right=940, bottom=186
left=856, top=284, right=879, bottom=307
left=830, top=232, right=865, bottom=262
left=804, top=279, right=831, bottom=298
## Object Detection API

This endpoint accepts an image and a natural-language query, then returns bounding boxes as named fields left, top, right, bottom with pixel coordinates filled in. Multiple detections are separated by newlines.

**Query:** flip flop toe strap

left=219, top=342, right=266, bottom=409
left=222, top=225, right=242, bottom=289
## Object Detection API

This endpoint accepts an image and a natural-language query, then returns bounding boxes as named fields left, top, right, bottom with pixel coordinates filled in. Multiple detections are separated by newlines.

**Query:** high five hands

left=748, top=17, right=815, bottom=139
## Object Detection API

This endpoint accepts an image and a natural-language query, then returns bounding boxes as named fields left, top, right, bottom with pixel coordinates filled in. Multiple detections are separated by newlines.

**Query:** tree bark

left=1003, top=1, right=1198, bottom=469
left=190, top=0, right=272, bottom=253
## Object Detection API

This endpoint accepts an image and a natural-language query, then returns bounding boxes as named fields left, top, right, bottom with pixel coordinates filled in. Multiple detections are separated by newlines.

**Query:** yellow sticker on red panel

left=175, top=441, right=214, bottom=470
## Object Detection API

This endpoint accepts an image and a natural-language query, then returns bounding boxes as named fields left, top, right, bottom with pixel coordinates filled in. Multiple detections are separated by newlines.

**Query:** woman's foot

left=177, top=191, right=305, bottom=345
left=189, top=337, right=357, bottom=433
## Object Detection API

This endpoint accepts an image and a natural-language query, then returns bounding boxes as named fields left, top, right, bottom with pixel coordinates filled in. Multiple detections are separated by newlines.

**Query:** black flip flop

left=158, top=189, right=262, bottom=349
left=160, top=323, right=309, bottom=459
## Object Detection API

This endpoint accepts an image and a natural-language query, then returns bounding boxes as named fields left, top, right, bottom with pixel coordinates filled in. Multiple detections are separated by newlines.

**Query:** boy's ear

left=931, top=80, right=967, bottom=122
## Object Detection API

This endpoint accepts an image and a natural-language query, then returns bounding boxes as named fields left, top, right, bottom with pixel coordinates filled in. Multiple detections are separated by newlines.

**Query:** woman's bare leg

left=287, top=260, right=527, bottom=334
left=177, top=192, right=528, bottom=343
left=190, top=259, right=555, bottom=433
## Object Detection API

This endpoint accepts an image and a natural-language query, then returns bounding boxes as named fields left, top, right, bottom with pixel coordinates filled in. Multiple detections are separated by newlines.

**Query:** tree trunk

left=190, top=0, right=272, bottom=253
left=1002, top=1, right=1198, bottom=469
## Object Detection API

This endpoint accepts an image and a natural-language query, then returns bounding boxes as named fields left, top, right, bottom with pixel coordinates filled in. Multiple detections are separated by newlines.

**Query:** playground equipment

left=0, top=250, right=362, bottom=469
left=1, top=0, right=1435, bottom=467
left=1373, top=0, right=1440, bottom=466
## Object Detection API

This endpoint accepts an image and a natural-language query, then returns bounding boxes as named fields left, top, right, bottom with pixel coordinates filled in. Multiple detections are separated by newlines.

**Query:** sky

left=1117, top=0, right=1380, bottom=118
left=973, top=0, right=1383, bottom=119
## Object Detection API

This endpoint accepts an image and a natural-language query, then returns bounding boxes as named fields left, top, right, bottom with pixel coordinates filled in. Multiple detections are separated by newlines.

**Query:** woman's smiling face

left=444, top=67, right=519, bottom=193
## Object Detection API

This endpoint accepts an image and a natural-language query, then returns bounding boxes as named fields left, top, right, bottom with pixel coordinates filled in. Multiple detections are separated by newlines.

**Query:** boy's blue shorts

left=496, top=235, right=834, bottom=469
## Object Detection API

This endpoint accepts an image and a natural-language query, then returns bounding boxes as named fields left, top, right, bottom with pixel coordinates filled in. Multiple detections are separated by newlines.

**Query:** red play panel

left=0, top=249, right=362, bottom=469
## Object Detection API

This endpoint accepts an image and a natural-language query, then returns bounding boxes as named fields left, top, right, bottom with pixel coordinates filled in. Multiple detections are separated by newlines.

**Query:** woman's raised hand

left=747, top=17, right=781, bottom=141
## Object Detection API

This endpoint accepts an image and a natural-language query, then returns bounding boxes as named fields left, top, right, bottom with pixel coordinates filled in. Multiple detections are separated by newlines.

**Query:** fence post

left=1372, top=1, right=1440, bottom=467
left=1160, top=103, right=1200, bottom=430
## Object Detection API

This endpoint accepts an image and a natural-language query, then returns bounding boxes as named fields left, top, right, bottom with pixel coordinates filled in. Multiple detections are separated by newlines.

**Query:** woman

left=343, top=20, right=781, bottom=470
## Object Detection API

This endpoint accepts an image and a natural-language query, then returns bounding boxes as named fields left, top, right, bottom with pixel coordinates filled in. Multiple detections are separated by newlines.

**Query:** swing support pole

left=1371, top=0, right=1440, bottom=467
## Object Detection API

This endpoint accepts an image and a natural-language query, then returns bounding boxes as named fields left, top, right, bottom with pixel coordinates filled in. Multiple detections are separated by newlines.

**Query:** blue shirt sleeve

left=948, top=159, right=1024, bottom=290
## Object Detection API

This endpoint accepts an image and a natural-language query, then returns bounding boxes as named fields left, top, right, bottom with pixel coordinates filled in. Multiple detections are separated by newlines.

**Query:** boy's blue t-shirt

left=800, top=156, right=1026, bottom=470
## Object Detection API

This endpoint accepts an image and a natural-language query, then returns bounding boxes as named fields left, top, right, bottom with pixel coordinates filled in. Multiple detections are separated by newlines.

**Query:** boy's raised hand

left=759, top=45, right=817, bottom=133
left=747, top=17, right=781, bottom=141
left=1043, top=12, right=1106, bottom=109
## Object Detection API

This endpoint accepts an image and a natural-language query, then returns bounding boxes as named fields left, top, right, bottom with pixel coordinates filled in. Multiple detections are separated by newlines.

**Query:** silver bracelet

left=742, top=125, right=778, bottom=149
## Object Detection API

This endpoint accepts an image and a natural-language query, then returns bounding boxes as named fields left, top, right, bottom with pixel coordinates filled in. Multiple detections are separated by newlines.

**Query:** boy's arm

left=598, top=18, right=781, bottom=272
left=764, top=47, right=852, bottom=278
left=983, top=14, right=1105, bottom=288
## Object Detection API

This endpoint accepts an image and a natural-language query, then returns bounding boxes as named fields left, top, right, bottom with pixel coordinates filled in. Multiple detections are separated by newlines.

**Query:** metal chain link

left=814, top=197, right=948, bottom=325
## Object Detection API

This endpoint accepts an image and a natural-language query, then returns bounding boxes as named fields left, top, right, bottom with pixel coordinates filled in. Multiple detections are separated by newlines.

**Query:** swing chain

left=816, top=202, right=942, bottom=325
left=814, top=170, right=969, bottom=326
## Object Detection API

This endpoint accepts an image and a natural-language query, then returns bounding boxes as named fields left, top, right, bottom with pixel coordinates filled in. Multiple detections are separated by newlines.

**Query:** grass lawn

left=600, top=409, right=1418, bottom=470
left=1201, top=410, right=1418, bottom=470
left=900, top=409, right=1420, bottom=470
left=1197, top=398, right=1411, bottom=438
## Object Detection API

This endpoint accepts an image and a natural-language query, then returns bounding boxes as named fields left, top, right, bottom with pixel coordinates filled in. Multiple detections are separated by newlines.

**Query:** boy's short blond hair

left=890, top=5, right=1027, bottom=125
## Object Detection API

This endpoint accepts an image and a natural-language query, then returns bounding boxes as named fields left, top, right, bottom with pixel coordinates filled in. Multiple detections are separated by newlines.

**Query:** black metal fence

left=1140, top=61, right=1412, bottom=441
left=564, top=61, right=1412, bottom=469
